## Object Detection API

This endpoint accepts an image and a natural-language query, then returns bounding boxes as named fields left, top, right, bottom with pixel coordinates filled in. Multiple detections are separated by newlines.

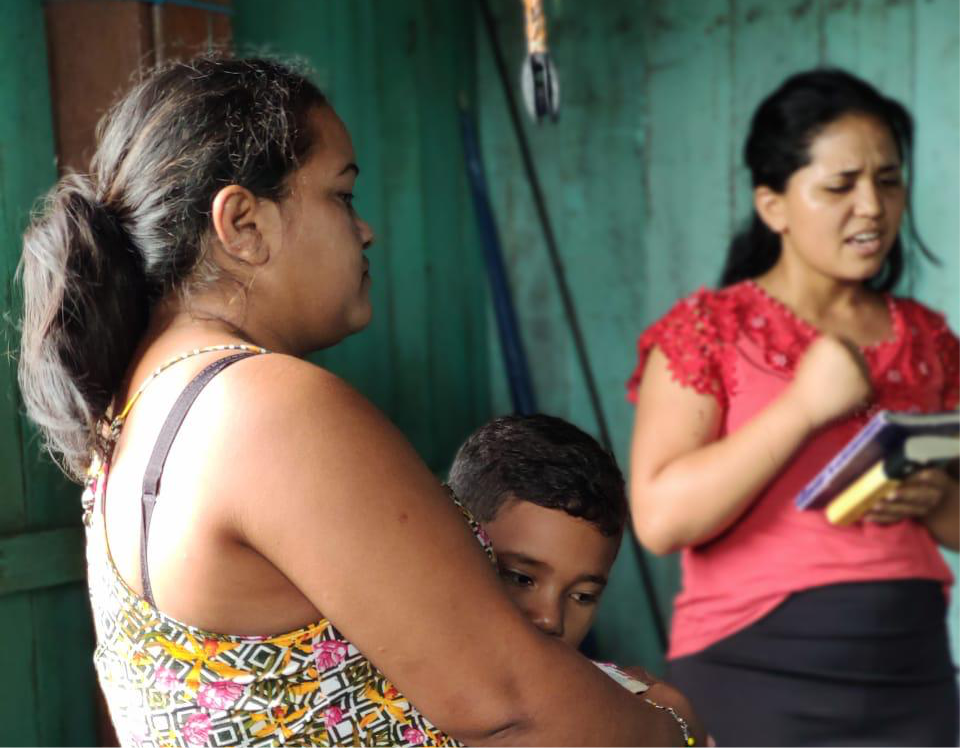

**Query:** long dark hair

left=19, top=56, right=327, bottom=481
left=720, top=68, right=935, bottom=289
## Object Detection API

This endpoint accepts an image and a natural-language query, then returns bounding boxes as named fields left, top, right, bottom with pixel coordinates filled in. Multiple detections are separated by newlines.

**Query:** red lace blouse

left=627, top=280, right=958, bottom=659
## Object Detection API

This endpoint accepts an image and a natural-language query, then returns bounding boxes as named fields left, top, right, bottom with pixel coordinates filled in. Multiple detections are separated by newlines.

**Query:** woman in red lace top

left=627, top=69, right=959, bottom=746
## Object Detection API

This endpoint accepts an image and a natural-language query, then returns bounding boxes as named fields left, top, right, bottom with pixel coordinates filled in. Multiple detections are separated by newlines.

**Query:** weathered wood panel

left=234, top=0, right=489, bottom=473
left=479, top=0, right=958, bottom=668
left=0, top=3, right=98, bottom=744
left=477, top=0, right=671, bottom=669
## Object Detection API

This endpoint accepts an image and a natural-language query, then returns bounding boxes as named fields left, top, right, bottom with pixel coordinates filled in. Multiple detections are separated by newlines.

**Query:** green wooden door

left=0, top=2, right=98, bottom=746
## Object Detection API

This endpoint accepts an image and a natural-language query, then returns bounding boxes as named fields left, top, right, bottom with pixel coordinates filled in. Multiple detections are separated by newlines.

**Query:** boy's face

left=482, top=497, right=620, bottom=648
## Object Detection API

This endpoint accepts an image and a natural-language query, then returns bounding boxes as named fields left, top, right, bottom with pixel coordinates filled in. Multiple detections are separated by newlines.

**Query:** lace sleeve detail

left=932, top=316, right=960, bottom=410
left=626, top=288, right=732, bottom=408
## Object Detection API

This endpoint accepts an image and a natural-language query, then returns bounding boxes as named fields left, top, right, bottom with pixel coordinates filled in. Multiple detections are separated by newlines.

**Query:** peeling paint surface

left=479, top=0, right=958, bottom=669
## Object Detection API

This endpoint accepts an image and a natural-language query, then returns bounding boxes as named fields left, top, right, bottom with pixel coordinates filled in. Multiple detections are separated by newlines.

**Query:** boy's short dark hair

left=448, top=414, right=627, bottom=537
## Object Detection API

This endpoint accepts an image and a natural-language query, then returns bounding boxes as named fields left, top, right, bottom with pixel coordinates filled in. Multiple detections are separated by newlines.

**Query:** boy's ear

left=211, top=185, right=279, bottom=267
left=753, top=185, right=787, bottom=234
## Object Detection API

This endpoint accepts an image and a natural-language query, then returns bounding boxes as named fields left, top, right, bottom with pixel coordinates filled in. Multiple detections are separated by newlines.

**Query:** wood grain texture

left=478, top=0, right=958, bottom=668
left=0, top=4, right=97, bottom=743
left=476, top=0, right=676, bottom=669
left=0, top=527, right=84, bottom=597
left=234, top=0, right=489, bottom=473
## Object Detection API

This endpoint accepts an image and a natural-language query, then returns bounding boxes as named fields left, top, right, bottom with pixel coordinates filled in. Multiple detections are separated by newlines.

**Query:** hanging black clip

left=520, top=0, right=560, bottom=123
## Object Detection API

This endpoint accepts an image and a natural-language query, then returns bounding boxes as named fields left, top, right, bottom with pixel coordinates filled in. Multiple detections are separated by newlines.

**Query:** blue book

left=795, top=410, right=960, bottom=511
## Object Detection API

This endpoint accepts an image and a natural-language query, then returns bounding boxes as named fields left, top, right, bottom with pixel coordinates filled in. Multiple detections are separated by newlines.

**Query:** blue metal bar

left=459, top=103, right=538, bottom=416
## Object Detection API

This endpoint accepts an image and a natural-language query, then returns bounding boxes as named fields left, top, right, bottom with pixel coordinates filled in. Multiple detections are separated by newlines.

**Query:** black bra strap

left=140, top=352, right=259, bottom=607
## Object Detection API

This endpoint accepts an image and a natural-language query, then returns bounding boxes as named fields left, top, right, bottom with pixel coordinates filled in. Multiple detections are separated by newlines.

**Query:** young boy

left=448, top=414, right=708, bottom=746
left=447, top=413, right=626, bottom=651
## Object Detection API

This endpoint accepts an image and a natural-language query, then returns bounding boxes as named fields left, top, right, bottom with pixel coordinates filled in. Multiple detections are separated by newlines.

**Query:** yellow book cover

left=824, top=434, right=958, bottom=526
left=825, top=461, right=897, bottom=525
left=797, top=410, right=959, bottom=511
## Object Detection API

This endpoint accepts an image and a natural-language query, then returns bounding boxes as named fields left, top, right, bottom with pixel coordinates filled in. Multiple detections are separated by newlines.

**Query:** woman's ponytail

left=18, top=56, right=327, bottom=481
left=18, top=174, right=149, bottom=481
left=720, top=214, right=781, bottom=287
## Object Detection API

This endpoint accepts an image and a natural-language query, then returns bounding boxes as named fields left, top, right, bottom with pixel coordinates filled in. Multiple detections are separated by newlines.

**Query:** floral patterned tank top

left=83, top=347, right=492, bottom=747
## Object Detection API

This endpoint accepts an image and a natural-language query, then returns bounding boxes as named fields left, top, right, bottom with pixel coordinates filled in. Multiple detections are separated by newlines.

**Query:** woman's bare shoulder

left=228, top=352, right=372, bottom=418
left=211, top=352, right=417, bottom=488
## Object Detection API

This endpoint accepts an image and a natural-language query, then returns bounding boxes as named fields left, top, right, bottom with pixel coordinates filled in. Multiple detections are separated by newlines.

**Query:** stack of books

left=796, top=411, right=959, bottom=525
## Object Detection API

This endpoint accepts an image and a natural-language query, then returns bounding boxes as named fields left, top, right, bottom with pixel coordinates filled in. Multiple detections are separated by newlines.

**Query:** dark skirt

left=666, top=580, right=959, bottom=747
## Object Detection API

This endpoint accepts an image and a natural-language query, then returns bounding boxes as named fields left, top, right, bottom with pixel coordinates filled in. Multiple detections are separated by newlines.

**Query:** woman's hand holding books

left=865, top=466, right=958, bottom=525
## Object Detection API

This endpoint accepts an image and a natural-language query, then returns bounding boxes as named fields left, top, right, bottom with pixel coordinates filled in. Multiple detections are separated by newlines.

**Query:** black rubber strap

left=140, top=352, right=258, bottom=607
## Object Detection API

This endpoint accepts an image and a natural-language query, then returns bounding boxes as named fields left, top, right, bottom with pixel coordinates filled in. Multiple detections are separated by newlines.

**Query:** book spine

left=795, top=411, right=889, bottom=508
left=825, top=461, right=894, bottom=525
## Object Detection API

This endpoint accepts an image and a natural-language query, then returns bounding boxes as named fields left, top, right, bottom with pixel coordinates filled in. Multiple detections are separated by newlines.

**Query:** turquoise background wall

left=0, top=2, right=98, bottom=745
left=477, top=0, right=671, bottom=669
left=0, top=1, right=956, bottom=744
left=234, top=0, right=490, bottom=475
left=478, top=0, right=959, bottom=671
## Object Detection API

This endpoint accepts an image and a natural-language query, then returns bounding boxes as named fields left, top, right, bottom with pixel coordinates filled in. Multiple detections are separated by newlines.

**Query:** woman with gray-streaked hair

left=19, top=55, right=703, bottom=747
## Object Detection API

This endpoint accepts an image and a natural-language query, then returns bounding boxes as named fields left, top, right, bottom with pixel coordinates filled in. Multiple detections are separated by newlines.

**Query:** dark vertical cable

left=476, top=0, right=669, bottom=654
left=460, top=104, right=538, bottom=415
left=477, top=0, right=611, bottom=451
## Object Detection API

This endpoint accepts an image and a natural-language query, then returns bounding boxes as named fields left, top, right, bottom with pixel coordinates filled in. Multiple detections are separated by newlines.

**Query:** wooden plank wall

left=478, top=0, right=959, bottom=669
left=0, top=3, right=98, bottom=744
left=233, top=0, right=489, bottom=474
left=477, top=0, right=675, bottom=671
left=0, top=3, right=484, bottom=743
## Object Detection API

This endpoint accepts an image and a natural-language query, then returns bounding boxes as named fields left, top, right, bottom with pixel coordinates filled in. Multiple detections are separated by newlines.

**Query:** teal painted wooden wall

left=234, top=0, right=490, bottom=475
left=0, top=3, right=488, bottom=744
left=0, top=2, right=98, bottom=745
left=3, top=2, right=955, bottom=742
left=478, top=0, right=959, bottom=670
left=477, top=0, right=672, bottom=671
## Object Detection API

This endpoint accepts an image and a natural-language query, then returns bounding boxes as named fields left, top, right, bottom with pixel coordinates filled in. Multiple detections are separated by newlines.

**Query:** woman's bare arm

left=216, top=354, right=691, bottom=746
left=923, top=477, right=960, bottom=550
left=631, top=336, right=872, bottom=554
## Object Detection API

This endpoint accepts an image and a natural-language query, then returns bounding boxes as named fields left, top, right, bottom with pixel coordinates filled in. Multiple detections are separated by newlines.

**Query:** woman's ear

left=753, top=186, right=787, bottom=234
left=211, top=185, right=278, bottom=267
